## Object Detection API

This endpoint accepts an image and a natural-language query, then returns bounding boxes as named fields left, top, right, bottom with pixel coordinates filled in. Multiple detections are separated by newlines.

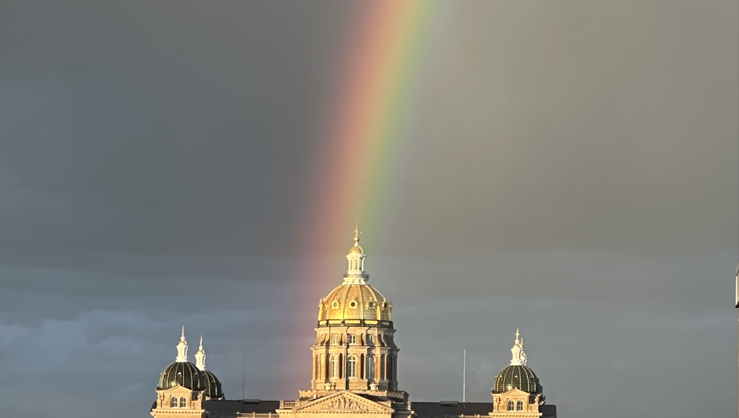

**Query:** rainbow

left=305, top=0, right=448, bottom=264
left=279, top=0, right=450, bottom=397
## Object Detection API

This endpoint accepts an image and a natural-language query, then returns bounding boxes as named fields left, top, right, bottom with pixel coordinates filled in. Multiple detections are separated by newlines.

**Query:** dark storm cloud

left=0, top=1, right=736, bottom=418
left=1, top=0, right=356, bottom=260
left=0, top=1, right=735, bottom=265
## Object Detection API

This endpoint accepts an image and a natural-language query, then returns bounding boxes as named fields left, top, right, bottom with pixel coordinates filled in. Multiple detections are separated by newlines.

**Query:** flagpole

left=463, top=349, right=466, bottom=403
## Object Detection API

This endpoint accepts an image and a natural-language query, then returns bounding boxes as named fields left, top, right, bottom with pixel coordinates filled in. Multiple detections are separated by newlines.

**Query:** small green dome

left=493, top=364, right=542, bottom=394
left=201, top=369, right=223, bottom=399
left=158, top=362, right=205, bottom=391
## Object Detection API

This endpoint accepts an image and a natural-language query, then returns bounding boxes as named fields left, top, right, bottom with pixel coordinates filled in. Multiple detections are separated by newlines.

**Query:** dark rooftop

left=201, top=399, right=556, bottom=418
left=204, top=399, right=280, bottom=418
left=411, top=402, right=556, bottom=418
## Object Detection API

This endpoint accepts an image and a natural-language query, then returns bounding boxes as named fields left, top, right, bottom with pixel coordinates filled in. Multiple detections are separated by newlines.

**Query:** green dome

left=201, top=369, right=223, bottom=399
left=493, top=364, right=542, bottom=394
left=158, top=362, right=205, bottom=391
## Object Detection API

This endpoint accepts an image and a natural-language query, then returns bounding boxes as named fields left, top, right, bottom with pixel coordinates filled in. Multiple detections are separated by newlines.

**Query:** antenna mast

left=463, top=349, right=466, bottom=403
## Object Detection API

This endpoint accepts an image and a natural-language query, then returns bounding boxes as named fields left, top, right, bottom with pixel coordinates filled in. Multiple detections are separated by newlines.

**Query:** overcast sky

left=0, top=1, right=737, bottom=418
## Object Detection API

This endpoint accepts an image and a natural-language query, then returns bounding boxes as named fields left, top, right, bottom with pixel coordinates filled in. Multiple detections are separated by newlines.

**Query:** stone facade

left=490, top=388, right=542, bottom=418
left=152, top=385, right=206, bottom=418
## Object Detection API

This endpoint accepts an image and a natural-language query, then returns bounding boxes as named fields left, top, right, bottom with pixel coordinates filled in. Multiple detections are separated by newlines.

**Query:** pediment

left=159, top=385, right=195, bottom=394
left=497, top=388, right=529, bottom=397
left=296, top=391, right=394, bottom=413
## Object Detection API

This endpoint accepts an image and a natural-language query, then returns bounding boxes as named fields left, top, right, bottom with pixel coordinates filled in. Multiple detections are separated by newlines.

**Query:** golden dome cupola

left=309, top=228, right=402, bottom=396
left=317, top=228, right=393, bottom=327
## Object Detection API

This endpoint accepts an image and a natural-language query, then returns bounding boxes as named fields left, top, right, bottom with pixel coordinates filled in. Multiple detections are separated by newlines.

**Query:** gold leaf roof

left=318, top=282, right=391, bottom=322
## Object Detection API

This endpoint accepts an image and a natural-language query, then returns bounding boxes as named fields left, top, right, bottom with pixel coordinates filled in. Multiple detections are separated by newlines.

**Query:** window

left=367, top=355, right=375, bottom=379
left=507, top=401, right=514, bottom=411
left=517, top=401, right=524, bottom=411
left=180, top=397, right=187, bottom=408
left=347, top=334, right=356, bottom=344
left=332, top=335, right=340, bottom=345
left=332, top=300, right=339, bottom=309
left=347, top=356, right=357, bottom=378
left=170, top=397, right=178, bottom=408
left=349, top=301, right=357, bottom=308
left=367, top=334, right=374, bottom=346
left=331, top=356, right=338, bottom=378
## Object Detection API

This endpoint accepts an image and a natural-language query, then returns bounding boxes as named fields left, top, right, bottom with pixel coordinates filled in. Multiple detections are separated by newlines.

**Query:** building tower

left=306, top=228, right=400, bottom=396
left=278, top=229, right=412, bottom=418
left=195, top=336, right=224, bottom=400
left=151, top=328, right=207, bottom=418
left=490, top=330, right=546, bottom=418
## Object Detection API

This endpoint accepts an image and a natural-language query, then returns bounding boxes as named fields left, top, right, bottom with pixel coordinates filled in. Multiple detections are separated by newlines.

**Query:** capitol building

left=150, top=232, right=558, bottom=418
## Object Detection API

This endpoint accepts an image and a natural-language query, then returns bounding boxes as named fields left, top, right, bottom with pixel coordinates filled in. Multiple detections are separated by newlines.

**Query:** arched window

left=170, top=397, right=178, bottom=408
left=347, top=334, right=356, bottom=344
left=507, top=401, right=514, bottom=411
left=367, top=355, right=375, bottom=380
left=331, top=356, right=338, bottom=378
left=332, top=334, right=339, bottom=345
left=347, top=355, right=357, bottom=378
left=180, top=397, right=187, bottom=408
left=367, top=334, right=374, bottom=346
left=517, top=401, right=524, bottom=411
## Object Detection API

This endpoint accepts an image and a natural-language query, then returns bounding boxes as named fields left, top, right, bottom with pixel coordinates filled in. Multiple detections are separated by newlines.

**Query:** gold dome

left=349, top=244, right=364, bottom=255
left=318, top=282, right=392, bottom=324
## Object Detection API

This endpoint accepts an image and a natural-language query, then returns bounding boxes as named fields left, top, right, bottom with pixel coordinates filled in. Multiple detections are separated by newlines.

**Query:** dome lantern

left=175, top=326, right=188, bottom=363
left=344, top=224, right=368, bottom=284
left=195, top=335, right=207, bottom=370
left=510, top=328, right=527, bottom=366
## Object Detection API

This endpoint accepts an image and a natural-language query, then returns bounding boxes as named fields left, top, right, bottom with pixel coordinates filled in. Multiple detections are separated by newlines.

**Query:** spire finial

left=510, top=329, right=527, bottom=366
left=195, top=335, right=207, bottom=370
left=176, top=327, right=189, bottom=362
left=353, top=222, right=360, bottom=246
